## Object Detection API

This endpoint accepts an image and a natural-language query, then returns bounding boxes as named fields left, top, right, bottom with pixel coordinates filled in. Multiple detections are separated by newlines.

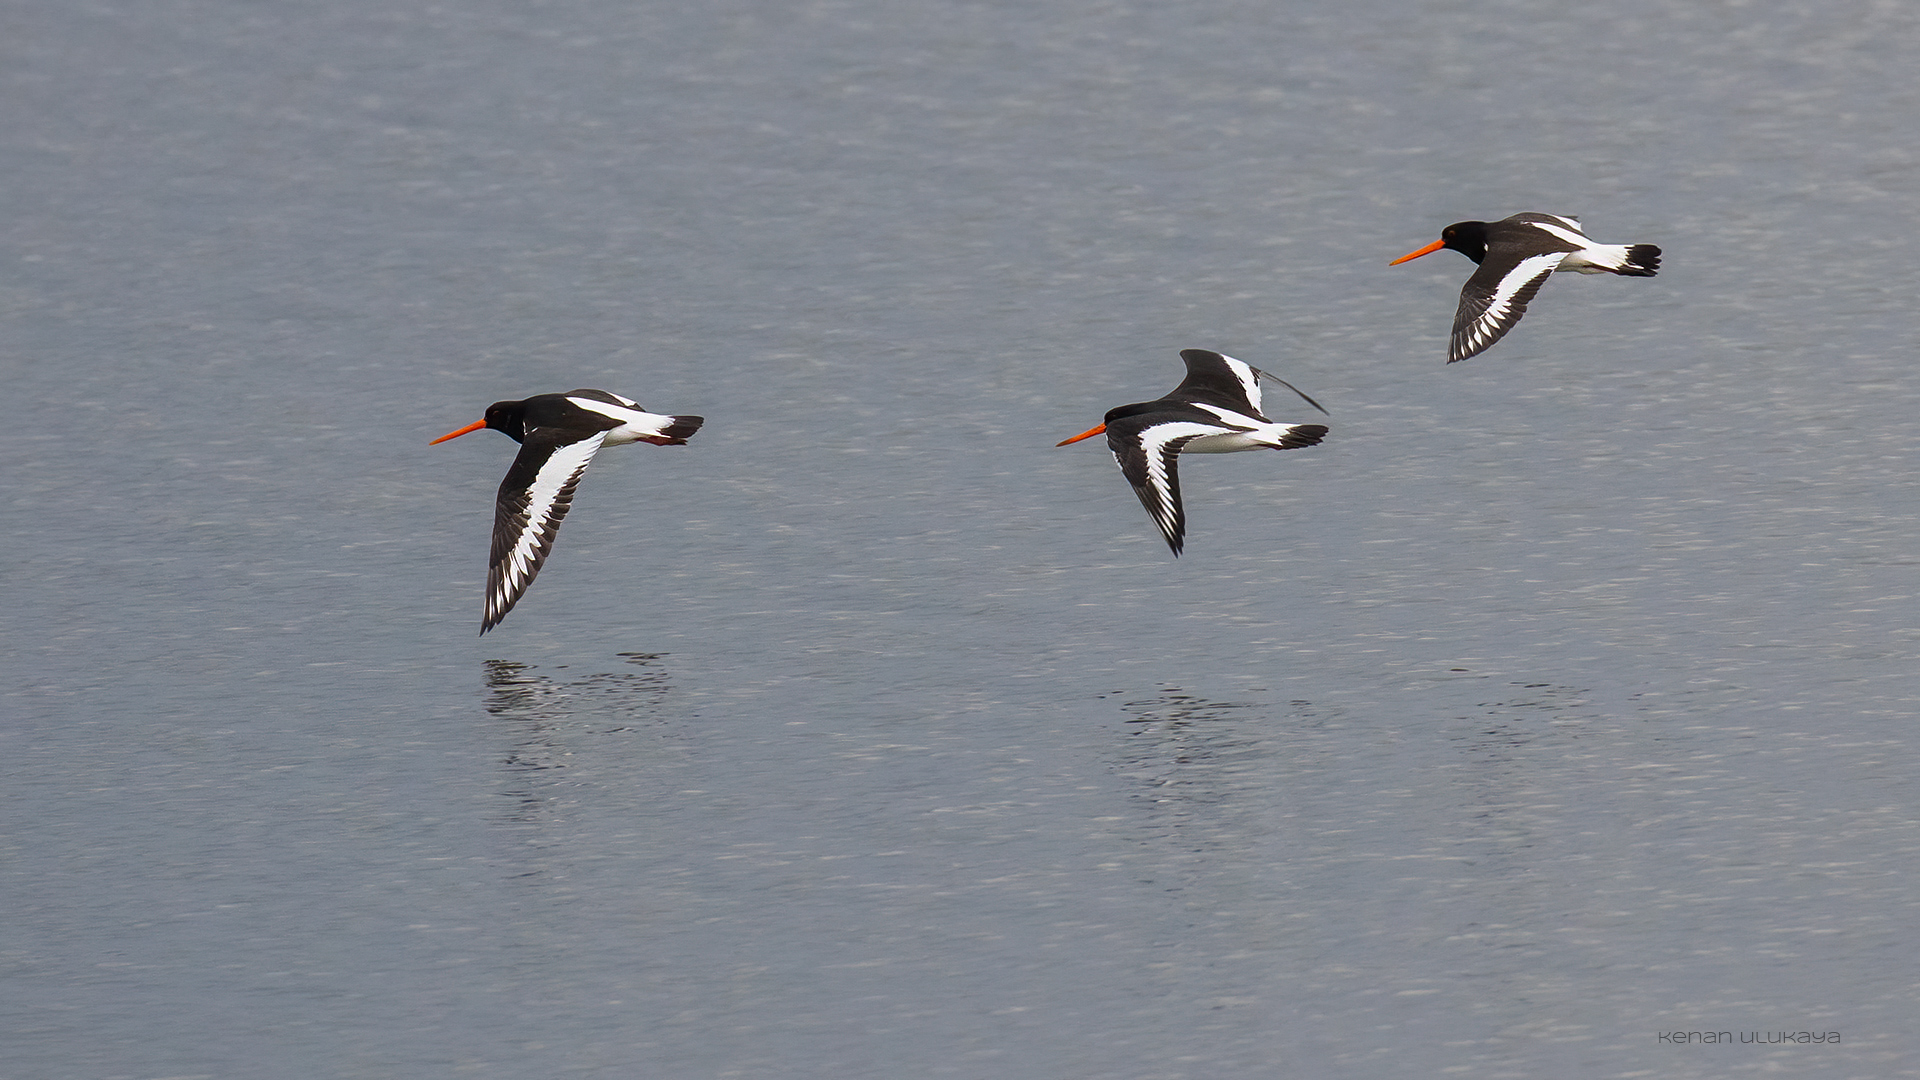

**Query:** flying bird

left=1390, top=213, right=1661, bottom=363
left=1056, top=349, right=1328, bottom=556
left=430, top=389, right=703, bottom=633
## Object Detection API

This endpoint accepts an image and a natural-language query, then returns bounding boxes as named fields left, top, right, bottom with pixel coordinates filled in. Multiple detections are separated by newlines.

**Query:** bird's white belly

left=1183, top=430, right=1265, bottom=453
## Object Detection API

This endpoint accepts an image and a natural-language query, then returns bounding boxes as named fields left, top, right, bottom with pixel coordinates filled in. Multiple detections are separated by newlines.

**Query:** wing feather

left=1450, top=251, right=1566, bottom=363
left=1175, top=349, right=1264, bottom=417
left=484, top=430, right=608, bottom=633
left=1107, top=420, right=1221, bottom=556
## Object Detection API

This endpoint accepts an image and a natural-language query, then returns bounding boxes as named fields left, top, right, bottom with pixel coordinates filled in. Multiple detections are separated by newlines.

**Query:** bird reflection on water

left=482, top=653, right=676, bottom=827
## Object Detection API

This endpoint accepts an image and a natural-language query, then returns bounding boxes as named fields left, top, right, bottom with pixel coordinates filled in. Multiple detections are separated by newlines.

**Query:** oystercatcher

left=1055, top=349, right=1328, bottom=556
left=1389, top=213, right=1661, bottom=363
left=430, top=389, right=703, bottom=633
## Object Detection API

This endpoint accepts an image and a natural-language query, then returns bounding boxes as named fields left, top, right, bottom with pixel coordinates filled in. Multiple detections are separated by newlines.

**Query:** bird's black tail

left=656, top=415, right=704, bottom=445
left=1619, top=244, right=1661, bottom=276
left=1275, top=424, right=1329, bottom=449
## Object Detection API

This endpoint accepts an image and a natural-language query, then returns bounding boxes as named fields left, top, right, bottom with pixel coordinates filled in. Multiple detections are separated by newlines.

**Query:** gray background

left=5, top=0, right=1916, bottom=1076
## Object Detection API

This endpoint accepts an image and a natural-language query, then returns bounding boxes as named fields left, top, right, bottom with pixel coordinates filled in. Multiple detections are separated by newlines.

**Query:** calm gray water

left=5, top=0, right=1917, bottom=1076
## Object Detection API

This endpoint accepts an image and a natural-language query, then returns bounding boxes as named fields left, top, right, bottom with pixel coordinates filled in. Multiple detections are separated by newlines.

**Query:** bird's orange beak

left=1055, top=423, right=1106, bottom=447
left=430, top=419, right=488, bottom=445
left=1389, top=238, right=1447, bottom=265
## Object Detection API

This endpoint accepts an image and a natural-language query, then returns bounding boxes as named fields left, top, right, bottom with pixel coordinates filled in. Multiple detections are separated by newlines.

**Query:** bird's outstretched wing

left=1106, top=418, right=1218, bottom=556
left=485, top=429, right=609, bottom=633
left=1450, top=251, right=1566, bottom=363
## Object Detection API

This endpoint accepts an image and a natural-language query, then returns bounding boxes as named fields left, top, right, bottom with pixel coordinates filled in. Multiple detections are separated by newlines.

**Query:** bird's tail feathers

left=639, top=415, right=705, bottom=445
left=1273, top=423, right=1329, bottom=450
left=1619, top=244, right=1661, bottom=276
left=1561, top=243, right=1661, bottom=276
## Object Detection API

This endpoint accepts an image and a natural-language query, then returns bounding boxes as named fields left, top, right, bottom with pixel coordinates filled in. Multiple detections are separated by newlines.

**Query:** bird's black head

left=1103, top=400, right=1162, bottom=424
left=483, top=400, right=528, bottom=443
left=1438, top=220, right=1491, bottom=264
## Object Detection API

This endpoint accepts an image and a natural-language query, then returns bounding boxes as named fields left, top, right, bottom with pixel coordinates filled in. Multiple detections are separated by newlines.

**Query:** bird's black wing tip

left=1259, top=373, right=1332, bottom=416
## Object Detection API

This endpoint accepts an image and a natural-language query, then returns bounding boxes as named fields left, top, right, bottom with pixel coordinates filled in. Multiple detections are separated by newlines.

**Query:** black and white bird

left=430, top=389, right=703, bottom=633
left=1056, top=349, right=1328, bottom=556
left=1389, top=213, right=1661, bottom=364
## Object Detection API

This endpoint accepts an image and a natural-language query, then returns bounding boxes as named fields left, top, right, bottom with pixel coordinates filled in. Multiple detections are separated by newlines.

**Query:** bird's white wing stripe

left=567, top=395, right=686, bottom=442
left=490, top=431, right=606, bottom=619
left=568, top=395, right=652, bottom=424
left=1463, top=252, right=1566, bottom=353
left=1525, top=220, right=1594, bottom=249
left=1487, top=252, right=1565, bottom=312
left=1216, top=353, right=1263, bottom=416
left=1190, top=403, right=1261, bottom=430
left=1129, top=421, right=1220, bottom=536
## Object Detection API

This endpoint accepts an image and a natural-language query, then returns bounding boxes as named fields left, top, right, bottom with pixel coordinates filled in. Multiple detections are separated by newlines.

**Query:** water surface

left=5, top=0, right=1917, bottom=1076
